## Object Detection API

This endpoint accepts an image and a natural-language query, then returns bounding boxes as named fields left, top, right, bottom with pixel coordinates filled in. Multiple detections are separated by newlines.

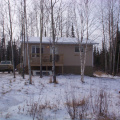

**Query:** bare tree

left=24, top=0, right=32, bottom=84
left=100, top=0, right=108, bottom=73
left=39, top=0, right=44, bottom=78
left=19, top=0, right=25, bottom=79
left=51, top=0, right=57, bottom=83
left=102, top=0, right=120, bottom=75
left=34, top=2, right=39, bottom=37
left=8, top=0, right=15, bottom=78
left=72, top=0, right=97, bottom=83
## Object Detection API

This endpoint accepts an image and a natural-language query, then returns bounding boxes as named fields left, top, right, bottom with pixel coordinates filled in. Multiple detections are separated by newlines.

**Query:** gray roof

left=21, top=37, right=98, bottom=45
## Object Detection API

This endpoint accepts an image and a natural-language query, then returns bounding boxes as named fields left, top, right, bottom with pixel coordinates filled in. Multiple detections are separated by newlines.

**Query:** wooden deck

left=30, top=54, right=64, bottom=66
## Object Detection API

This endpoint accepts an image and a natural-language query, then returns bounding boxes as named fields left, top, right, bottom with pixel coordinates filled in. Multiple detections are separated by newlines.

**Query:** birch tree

left=33, top=2, right=39, bottom=37
left=8, top=0, right=15, bottom=78
left=50, top=0, right=57, bottom=83
left=72, top=0, right=97, bottom=83
left=24, top=0, right=32, bottom=84
left=39, top=0, right=44, bottom=78
left=18, top=0, right=25, bottom=79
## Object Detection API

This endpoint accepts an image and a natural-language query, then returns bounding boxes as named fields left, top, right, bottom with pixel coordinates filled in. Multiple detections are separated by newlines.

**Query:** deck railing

left=30, top=54, right=64, bottom=65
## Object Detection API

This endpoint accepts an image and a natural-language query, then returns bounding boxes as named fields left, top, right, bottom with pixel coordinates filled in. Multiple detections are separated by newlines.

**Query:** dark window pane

left=36, top=47, right=43, bottom=53
left=75, top=46, right=79, bottom=52
left=32, top=46, right=35, bottom=53
left=36, top=47, right=40, bottom=53
left=32, top=46, right=35, bottom=57
left=36, top=47, right=39, bottom=57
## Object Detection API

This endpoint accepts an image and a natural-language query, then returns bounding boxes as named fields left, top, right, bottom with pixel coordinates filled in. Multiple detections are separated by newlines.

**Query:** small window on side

left=75, top=46, right=84, bottom=53
left=75, top=46, right=79, bottom=52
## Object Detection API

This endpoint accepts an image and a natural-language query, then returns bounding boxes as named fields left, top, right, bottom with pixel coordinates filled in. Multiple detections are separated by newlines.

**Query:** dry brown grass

left=54, top=80, right=59, bottom=84
left=65, top=98, right=86, bottom=108
left=24, top=81, right=28, bottom=85
left=10, top=80, right=12, bottom=83
left=27, top=99, right=59, bottom=120
left=97, top=116, right=116, bottom=120
left=49, top=76, right=52, bottom=83
left=5, top=113, right=11, bottom=119
left=2, top=89, right=12, bottom=95
left=94, top=71, right=108, bottom=76
left=65, top=91, right=88, bottom=120
left=49, top=76, right=59, bottom=84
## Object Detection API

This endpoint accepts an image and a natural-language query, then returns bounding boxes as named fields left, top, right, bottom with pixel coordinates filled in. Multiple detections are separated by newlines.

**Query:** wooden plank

left=30, top=54, right=64, bottom=66
left=31, top=63, right=63, bottom=66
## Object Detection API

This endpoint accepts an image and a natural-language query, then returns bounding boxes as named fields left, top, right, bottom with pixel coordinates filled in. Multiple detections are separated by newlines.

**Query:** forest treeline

left=94, top=30, right=120, bottom=75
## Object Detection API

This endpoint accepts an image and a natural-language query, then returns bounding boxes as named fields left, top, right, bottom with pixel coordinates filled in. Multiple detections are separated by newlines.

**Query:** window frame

left=75, top=46, right=80, bottom=53
left=31, top=45, right=36, bottom=57
left=31, top=45, right=43, bottom=57
left=75, top=46, right=84, bottom=53
left=36, top=45, right=40, bottom=57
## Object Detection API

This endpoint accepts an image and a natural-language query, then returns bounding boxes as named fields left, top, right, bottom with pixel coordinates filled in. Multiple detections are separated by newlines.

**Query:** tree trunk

left=40, top=0, right=44, bottom=78
left=21, top=0, right=25, bottom=79
left=51, top=0, right=56, bottom=83
left=101, top=6, right=107, bottom=72
left=116, top=45, right=120, bottom=73
left=8, top=0, right=15, bottom=78
left=80, top=1, right=89, bottom=83
left=24, top=0, right=32, bottom=84
left=108, top=11, right=112, bottom=74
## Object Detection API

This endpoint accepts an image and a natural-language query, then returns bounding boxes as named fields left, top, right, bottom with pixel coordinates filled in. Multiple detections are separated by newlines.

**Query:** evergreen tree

left=100, top=40, right=105, bottom=71
left=6, top=41, right=12, bottom=61
left=0, top=41, right=1, bottom=62
left=71, top=24, right=75, bottom=37
left=1, top=37, right=6, bottom=61
left=94, top=46, right=100, bottom=69
left=115, top=29, right=120, bottom=74
left=13, top=41, right=20, bottom=68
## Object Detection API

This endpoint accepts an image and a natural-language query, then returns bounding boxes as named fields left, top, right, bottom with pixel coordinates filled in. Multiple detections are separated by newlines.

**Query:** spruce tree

left=71, top=24, right=75, bottom=37
left=6, top=41, right=12, bottom=61
left=115, top=29, right=120, bottom=74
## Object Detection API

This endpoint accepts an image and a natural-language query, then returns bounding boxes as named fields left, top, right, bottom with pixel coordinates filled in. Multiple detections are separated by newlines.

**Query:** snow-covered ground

left=0, top=73, right=120, bottom=120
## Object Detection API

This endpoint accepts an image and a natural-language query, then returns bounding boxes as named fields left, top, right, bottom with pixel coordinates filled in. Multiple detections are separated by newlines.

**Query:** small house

left=21, top=37, right=96, bottom=76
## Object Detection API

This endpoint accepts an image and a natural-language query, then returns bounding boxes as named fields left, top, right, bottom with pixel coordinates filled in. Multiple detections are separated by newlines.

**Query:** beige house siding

left=55, top=44, right=93, bottom=66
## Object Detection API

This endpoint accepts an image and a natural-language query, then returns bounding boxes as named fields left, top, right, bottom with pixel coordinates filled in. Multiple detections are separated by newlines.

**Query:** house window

left=75, top=46, right=84, bottom=52
left=31, top=46, right=43, bottom=57
left=32, top=46, right=35, bottom=57
left=75, top=46, right=79, bottom=52
left=36, top=46, right=40, bottom=57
